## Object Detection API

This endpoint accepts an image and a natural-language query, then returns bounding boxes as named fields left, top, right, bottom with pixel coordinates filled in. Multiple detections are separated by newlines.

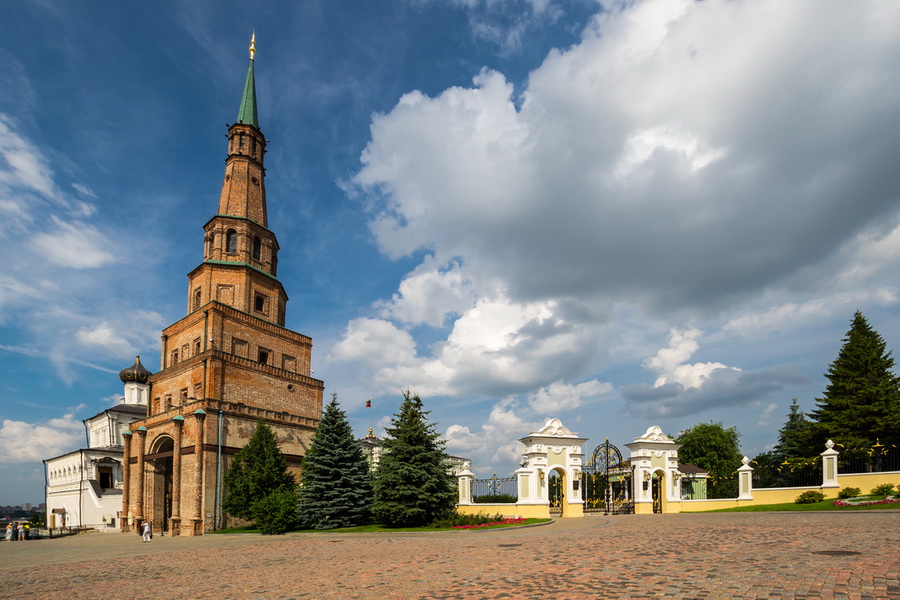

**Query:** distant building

left=357, top=429, right=470, bottom=476
left=43, top=357, right=151, bottom=530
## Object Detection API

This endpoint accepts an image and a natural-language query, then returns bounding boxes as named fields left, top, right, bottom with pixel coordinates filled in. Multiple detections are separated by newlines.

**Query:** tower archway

left=146, top=436, right=174, bottom=533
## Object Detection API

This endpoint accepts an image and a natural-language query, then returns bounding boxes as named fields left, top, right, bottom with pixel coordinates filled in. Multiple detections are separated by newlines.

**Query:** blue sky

left=2, top=0, right=900, bottom=506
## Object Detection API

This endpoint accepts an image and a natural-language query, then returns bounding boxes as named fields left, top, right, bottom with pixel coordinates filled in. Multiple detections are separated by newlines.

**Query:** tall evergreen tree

left=810, top=311, right=900, bottom=449
left=676, top=422, right=742, bottom=499
left=297, top=394, right=373, bottom=529
left=373, top=391, right=457, bottom=527
left=222, top=420, right=296, bottom=522
left=773, top=398, right=815, bottom=458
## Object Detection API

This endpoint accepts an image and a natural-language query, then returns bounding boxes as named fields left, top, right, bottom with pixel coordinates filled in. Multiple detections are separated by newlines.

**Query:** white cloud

left=525, top=379, right=613, bottom=414
left=75, top=322, right=133, bottom=356
left=328, top=317, right=418, bottom=369
left=0, top=414, right=85, bottom=464
left=646, top=328, right=737, bottom=389
left=30, top=216, right=115, bottom=269
left=0, top=114, right=59, bottom=201
left=375, top=258, right=477, bottom=327
left=758, top=402, right=778, bottom=427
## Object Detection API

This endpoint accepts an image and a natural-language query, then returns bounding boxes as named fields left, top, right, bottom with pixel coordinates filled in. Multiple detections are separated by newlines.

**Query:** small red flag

left=366, top=400, right=371, bottom=408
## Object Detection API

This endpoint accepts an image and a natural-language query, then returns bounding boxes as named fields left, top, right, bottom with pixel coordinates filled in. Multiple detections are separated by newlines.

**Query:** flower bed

left=832, top=496, right=900, bottom=507
left=452, top=517, right=526, bottom=529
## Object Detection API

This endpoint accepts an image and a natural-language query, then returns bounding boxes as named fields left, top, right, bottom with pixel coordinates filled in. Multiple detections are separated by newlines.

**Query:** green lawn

left=211, top=517, right=551, bottom=534
left=706, top=496, right=900, bottom=512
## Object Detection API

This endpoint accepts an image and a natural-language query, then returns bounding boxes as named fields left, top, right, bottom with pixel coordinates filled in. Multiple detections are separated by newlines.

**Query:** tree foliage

left=810, top=311, right=900, bottom=449
left=297, top=394, right=374, bottom=529
left=676, top=422, right=742, bottom=499
left=773, top=398, right=815, bottom=458
left=373, top=391, right=457, bottom=527
left=222, top=420, right=296, bottom=527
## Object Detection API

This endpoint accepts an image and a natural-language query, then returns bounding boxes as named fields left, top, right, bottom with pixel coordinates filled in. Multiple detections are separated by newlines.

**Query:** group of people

left=4, top=522, right=28, bottom=541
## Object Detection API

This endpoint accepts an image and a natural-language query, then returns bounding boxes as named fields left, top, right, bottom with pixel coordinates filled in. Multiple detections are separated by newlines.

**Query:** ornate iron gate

left=582, top=438, right=634, bottom=515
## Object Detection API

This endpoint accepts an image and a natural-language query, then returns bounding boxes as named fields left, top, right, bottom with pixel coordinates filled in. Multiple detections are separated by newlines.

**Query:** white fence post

left=821, top=440, right=840, bottom=488
left=737, top=456, right=753, bottom=500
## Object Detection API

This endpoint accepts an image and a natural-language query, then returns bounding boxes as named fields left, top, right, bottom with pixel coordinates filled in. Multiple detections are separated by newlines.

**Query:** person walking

left=141, top=520, right=152, bottom=543
left=4, top=523, right=11, bottom=541
left=17, top=522, right=25, bottom=541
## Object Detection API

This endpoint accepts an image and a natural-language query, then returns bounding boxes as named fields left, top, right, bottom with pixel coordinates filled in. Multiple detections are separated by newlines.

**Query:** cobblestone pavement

left=1, top=512, right=898, bottom=600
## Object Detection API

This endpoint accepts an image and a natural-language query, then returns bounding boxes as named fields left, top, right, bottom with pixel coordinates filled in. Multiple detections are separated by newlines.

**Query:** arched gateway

left=515, top=419, right=586, bottom=518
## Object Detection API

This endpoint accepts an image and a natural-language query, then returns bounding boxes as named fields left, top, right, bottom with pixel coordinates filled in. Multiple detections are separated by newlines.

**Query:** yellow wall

left=457, top=504, right=551, bottom=519
left=678, top=471, right=900, bottom=512
left=837, top=472, right=900, bottom=492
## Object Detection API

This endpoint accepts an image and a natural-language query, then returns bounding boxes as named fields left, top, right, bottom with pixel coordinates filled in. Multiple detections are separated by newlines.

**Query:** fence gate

left=582, top=438, right=634, bottom=515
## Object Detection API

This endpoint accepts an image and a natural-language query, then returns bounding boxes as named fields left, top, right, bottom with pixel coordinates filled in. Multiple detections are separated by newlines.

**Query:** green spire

left=236, top=33, right=259, bottom=129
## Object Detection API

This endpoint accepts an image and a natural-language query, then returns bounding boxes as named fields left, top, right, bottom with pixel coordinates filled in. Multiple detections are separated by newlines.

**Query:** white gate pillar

left=515, top=418, right=586, bottom=517
left=625, top=426, right=682, bottom=514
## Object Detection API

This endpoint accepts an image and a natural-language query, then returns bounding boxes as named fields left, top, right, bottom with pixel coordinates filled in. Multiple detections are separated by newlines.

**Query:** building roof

left=236, top=34, right=259, bottom=129
left=118, top=355, right=152, bottom=384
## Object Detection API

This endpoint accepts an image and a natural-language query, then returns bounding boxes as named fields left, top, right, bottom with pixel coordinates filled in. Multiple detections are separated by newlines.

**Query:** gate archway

left=582, top=438, right=633, bottom=514
left=146, top=436, right=174, bottom=533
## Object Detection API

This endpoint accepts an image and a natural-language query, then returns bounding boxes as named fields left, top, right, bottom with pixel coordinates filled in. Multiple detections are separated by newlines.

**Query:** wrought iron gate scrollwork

left=581, top=438, right=634, bottom=515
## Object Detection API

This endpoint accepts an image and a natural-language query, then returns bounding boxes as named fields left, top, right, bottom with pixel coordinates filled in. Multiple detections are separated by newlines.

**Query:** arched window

left=252, top=236, right=262, bottom=261
left=226, top=229, right=238, bottom=253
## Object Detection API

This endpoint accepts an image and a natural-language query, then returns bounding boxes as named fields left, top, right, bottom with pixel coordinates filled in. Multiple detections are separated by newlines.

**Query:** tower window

left=171, top=350, right=178, bottom=366
left=194, top=337, right=201, bottom=355
left=226, top=229, right=238, bottom=253
left=193, top=288, right=202, bottom=311
left=252, top=236, right=262, bottom=261
left=258, top=348, right=271, bottom=365
left=254, top=293, right=267, bottom=314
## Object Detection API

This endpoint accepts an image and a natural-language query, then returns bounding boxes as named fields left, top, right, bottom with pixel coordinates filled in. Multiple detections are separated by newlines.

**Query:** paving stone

left=0, top=512, right=897, bottom=599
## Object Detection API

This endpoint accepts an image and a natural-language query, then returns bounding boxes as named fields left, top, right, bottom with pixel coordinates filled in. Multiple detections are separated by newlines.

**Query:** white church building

left=43, top=357, right=151, bottom=530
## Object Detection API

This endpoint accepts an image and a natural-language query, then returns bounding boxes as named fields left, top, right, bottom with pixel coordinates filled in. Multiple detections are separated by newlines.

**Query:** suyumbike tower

left=121, top=36, right=324, bottom=536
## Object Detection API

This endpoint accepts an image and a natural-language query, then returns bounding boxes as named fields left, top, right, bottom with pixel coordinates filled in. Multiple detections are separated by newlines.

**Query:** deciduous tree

left=676, top=422, right=742, bottom=499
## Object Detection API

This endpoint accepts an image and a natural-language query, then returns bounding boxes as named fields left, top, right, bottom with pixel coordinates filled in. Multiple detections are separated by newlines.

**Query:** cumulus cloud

left=0, top=413, right=85, bottom=464
left=375, top=258, right=477, bottom=327
left=356, top=0, right=900, bottom=313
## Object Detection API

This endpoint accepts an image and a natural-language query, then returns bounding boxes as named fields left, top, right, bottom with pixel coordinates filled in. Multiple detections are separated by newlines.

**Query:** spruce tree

left=373, top=391, right=457, bottom=527
left=810, top=311, right=900, bottom=449
left=222, top=420, right=296, bottom=522
left=773, top=398, right=815, bottom=458
left=297, top=394, right=373, bottom=529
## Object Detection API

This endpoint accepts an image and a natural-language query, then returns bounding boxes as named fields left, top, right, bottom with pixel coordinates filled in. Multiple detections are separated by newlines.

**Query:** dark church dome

left=119, top=355, right=152, bottom=384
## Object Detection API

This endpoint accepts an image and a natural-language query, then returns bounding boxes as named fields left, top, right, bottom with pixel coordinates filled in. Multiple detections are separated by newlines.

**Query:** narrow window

left=194, top=338, right=201, bottom=355
left=258, top=348, right=270, bottom=365
left=226, top=229, right=238, bottom=253
left=252, top=236, right=262, bottom=261
left=254, top=293, right=267, bottom=314
left=193, top=288, right=202, bottom=311
left=171, top=350, right=178, bottom=366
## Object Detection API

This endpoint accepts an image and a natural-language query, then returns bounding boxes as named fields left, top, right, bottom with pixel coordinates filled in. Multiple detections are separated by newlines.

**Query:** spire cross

left=249, top=32, right=256, bottom=61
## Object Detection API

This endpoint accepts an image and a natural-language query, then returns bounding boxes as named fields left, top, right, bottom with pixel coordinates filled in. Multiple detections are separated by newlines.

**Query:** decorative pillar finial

left=249, top=32, right=256, bottom=61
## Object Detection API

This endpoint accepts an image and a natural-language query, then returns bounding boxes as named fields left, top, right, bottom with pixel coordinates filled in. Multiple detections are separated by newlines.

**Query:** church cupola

left=119, top=355, right=152, bottom=406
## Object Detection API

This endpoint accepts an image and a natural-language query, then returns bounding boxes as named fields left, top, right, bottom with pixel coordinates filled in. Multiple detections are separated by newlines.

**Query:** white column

left=821, top=440, right=840, bottom=488
left=737, top=456, right=753, bottom=500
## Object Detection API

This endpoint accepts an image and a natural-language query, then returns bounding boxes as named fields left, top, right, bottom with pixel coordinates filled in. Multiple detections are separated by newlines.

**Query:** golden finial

left=249, top=32, right=256, bottom=61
